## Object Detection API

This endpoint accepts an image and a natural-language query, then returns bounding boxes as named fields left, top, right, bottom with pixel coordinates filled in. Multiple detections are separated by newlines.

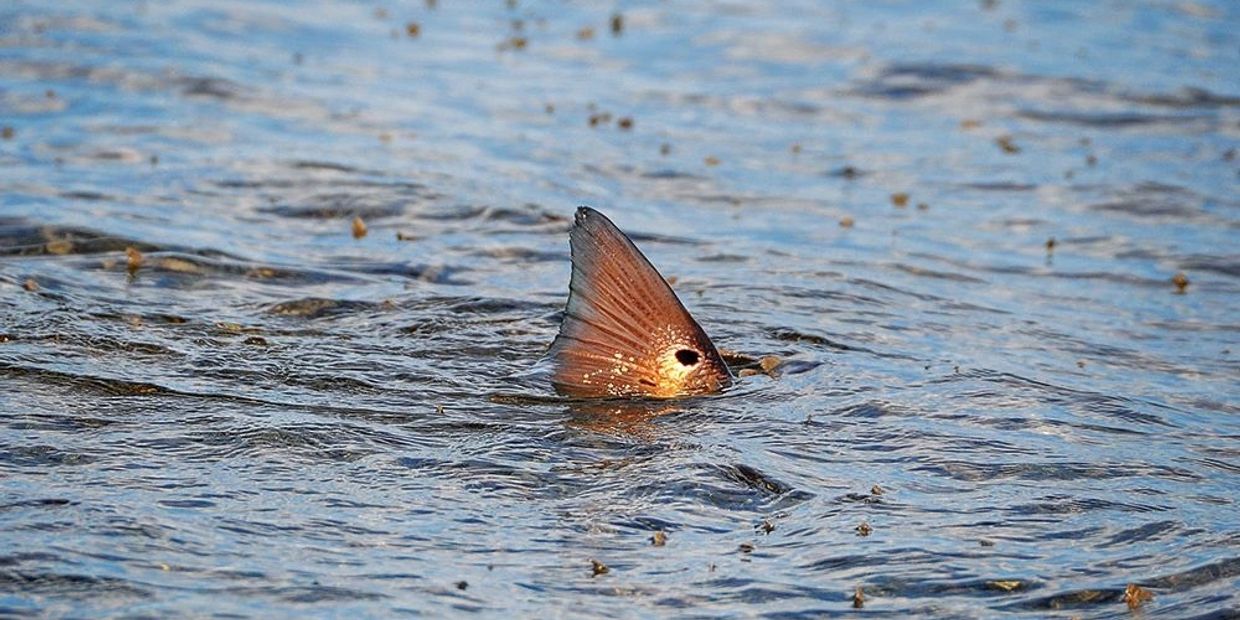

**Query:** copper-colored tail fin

left=548, top=207, right=732, bottom=398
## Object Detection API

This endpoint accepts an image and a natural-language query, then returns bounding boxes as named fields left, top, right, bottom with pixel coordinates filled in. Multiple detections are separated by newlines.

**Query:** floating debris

left=576, top=26, right=594, bottom=40
left=588, top=112, right=611, bottom=127
left=996, top=135, right=1021, bottom=154
left=1045, top=237, right=1056, bottom=252
left=125, top=246, right=144, bottom=274
left=405, top=22, right=420, bottom=37
left=790, top=143, right=801, bottom=154
left=651, top=531, right=667, bottom=546
left=1077, top=360, right=1087, bottom=369
left=759, top=355, right=780, bottom=375
left=214, top=319, right=257, bottom=334
left=610, top=13, right=623, bottom=35
left=352, top=216, right=368, bottom=239
left=960, top=119, right=982, bottom=129
left=916, top=202, right=929, bottom=211
left=1, top=126, right=13, bottom=140
left=890, top=192, right=909, bottom=208
left=1172, top=272, right=1189, bottom=294
left=46, top=238, right=73, bottom=255
left=855, top=522, right=873, bottom=537
left=738, top=543, right=754, bottom=553
left=704, top=156, right=720, bottom=166
left=871, top=484, right=884, bottom=495
left=839, top=216, right=855, bottom=228
left=498, top=36, right=527, bottom=51
left=590, top=559, right=609, bottom=576
left=659, top=143, right=671, bottom=156
left=243, top=336, right=268, bottom=346
left=758, top=519, right=775, bottom=534
left=617, top=117, right=633, bottom=130
left=455, top=580, right=468, bottom=591
left=853, top=586, right=865, bottom=608
left=1123, top=584, right=1153, bottom=609
left=544, top=103, right=555, bottom=114
left=987, top=580, right=1022, bottom=592
left=157, top=257, right=202, bottom=274
left=23, top=278, right=38, bottom=292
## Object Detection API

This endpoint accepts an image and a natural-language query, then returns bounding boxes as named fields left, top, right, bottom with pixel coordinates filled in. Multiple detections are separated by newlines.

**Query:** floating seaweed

left=125, top=246, right=143, bottom=275
left=1124, top=584, right=1153, bottom=609
left=1172, top=272, right=1189, bottom=294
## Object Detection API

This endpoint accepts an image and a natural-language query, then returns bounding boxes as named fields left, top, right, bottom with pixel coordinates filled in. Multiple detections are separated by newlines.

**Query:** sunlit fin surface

left=548, top=207, right=733, bottom=398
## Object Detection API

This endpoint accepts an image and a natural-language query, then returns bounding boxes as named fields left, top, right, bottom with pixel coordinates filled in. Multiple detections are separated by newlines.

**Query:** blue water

left=1, top=0, right=1237, bottom=617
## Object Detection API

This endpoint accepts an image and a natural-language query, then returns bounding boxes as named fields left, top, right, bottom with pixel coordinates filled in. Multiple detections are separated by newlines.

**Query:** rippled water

left=2, top=0, right=1238, bottom=617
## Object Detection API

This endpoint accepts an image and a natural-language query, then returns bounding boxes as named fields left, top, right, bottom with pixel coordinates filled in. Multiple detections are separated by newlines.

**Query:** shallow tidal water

left=2, top=0, right=1239, bottom=617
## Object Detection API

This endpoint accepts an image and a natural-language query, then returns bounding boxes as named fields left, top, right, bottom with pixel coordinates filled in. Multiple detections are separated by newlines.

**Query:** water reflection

left=563, top=400, right=682, bottom=440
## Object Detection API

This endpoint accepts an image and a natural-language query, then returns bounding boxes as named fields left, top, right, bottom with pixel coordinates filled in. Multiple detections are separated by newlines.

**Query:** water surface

left=1, top=0, right=1238, bottom=617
